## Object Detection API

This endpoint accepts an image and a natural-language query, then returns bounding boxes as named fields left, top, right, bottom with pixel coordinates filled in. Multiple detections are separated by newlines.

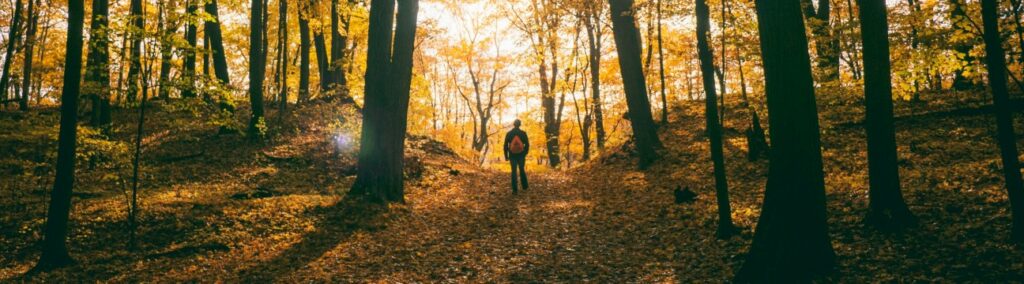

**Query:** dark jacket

left=503, top=127, right=530, bottom=158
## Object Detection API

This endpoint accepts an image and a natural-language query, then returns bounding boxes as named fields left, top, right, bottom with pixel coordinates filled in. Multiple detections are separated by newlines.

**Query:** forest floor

left=3, top=90, right=1024, bottom=282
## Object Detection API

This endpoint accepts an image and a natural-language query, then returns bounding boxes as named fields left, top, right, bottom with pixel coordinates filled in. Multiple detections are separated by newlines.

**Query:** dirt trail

left=224, top=162, right=736, bottom=283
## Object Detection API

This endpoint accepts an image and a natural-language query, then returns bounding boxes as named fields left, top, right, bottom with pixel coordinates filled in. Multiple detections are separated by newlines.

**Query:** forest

left=2, top=0, right=1024, bottom=281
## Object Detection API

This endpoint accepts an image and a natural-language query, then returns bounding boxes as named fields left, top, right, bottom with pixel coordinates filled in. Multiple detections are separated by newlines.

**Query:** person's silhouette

left=504, top=119, right=530, bottom=194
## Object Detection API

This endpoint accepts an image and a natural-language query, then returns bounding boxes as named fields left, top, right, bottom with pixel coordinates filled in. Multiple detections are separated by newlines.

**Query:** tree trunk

left=330, top=0, right=349, bottom=95
left=736, top=0, right=836, bottom=280
left=949, top=0, right=976, bottom=90
left=299, top=5, right=312, bottom=103
left=182, top=1, right=199, bottom=98
left=249, top=0, right=267, bottom=139
left=314, top=32, right=331, bottom=93
left=857, top=0, right=917, bottom=231
left=205, top=0, right=231, bottom=85
left=608, top=0, right=664, bottom=169
left=801, top=0, right=839, bottom=82
left=126, top=0, right=144, bottom=105
left=157, top=0, right=175, bottom=100
left=696, top=0, right=735, bottom=238
left=19, top=0, right=36, bottom=110
left=279, top=0, right=289, bottom=112
left=738, top=54, right=769, bottom=161
left=33, top=0, right=85, bottom=271
left=0, top=0, right=22, bottom=107
left=657, top=0, right=668, bottom=124
left=980, top=0, right=1024, bottom=242
left=84, top=0, right=111, bottom=128
left=584, top=5, right=606, bottom=151
left=540, top=59, right=562, bottom=167
left=350, top=0, right=419, bottom=203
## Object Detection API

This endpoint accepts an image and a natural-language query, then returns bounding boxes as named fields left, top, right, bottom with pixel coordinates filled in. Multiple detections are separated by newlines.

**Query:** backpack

left=509, top=135, right=525, bottom=154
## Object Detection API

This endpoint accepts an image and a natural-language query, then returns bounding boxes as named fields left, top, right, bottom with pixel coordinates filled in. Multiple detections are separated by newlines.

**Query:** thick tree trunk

left=249, top=0, right=267, bottom=139
left=981, top=0, right=1024, bottom=242
left=84, top=0, right=111, bottom=128
left=584, top=6, right=606, bottom=151
left=205, top=0, right=231, bottom=85
left=608, top=0, right=664, bottom=169
left=696, top=0, right=735, bottom=238
left=126, top=0, right=144, bottom=104
left=0, top=0, right=22, bottom=106
left=736, top=0, right=836, bottom=281
left=330, top=0, right=349, bottom=95
left=350, top=0, right=419, bottom=203
left=19, top=0, right=36, bottom=110
left=314, top=32, right=331, bottom=93
left=33, top=0, right=85, bottom=271
left=858, top=0, right=917, bottom=231
left=182, top=1, right=199, bottom=98
left=299, top=7, right=312, bottom=103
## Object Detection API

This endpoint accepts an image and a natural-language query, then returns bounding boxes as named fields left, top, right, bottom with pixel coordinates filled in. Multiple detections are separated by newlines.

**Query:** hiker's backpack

left=509, top=135, right=525, bottom=154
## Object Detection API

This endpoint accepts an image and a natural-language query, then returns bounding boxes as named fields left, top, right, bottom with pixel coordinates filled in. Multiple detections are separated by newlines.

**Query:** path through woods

left=5, top=97, right=1024, bottom=282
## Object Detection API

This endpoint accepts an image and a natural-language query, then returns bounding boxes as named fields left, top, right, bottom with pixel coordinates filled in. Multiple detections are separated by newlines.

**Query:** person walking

left=504, top=119, right=530, bottom=194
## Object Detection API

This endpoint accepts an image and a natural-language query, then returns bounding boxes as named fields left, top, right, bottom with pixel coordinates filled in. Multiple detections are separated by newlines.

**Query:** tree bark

left=19, top=0, right=36, bottom=110
left=350, top=0, right=419, bottom=203
left=330, top=0, right=349, bottom=95
left=736, top=0, right=836, bottom=280
left=279, top=0, right=289, bottom=112
left=980, top=0, right=1024, bottom=242
left=299, top=4, right=312, bottom=103
left=84, top=0, right=111, bottom=128
left=126, top=0, right=144, bottom=104
left=696, top=0, right=735, bottom=238
left=33, top=0, right=85, bottom=271
left=182, top=1, right=199, bottom=98
left=157, top=0, right=175, bottom=100
left=0, top=0, right=22, bottom=106
left=657, top=0, right=668, bottom=124
left=857, top=0, right=917, bottom=231
left=249, top=0, right=267, bottom=139
left=584, top=4, right=606, bottom=151
left=801, top=0, right=839, bottom=82
left=608, top=0, right=664, bottom=169
left=314, top=32, right=331, bottom=92
left=205, top=0, right=231, bottom=85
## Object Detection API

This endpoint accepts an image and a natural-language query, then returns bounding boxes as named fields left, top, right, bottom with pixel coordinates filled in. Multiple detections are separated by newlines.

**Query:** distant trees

left=507, top=0, right=568, bottom=168
left=736, top=0, right=835, bottom=281
left=607, top=0, right=663, bottom=169
left=33, top=0, right=86, bottom=271
left=979, top=0, right=1024, bottom=242
left=695, top=0, right=734, bottom=238
left=349, top=0, right=419, bottom=203
left=857, top=0, right=916, bottom=230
